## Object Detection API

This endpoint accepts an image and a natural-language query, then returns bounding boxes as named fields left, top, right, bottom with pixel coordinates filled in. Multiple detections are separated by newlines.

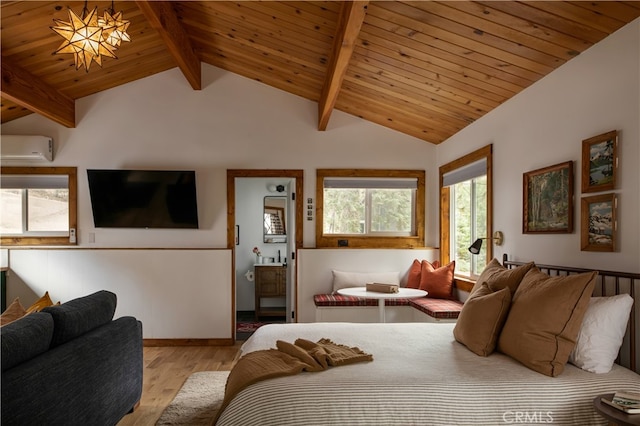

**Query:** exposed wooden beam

left=1, top=61, right=75, bottom=128
left=318, top=1, right=368, bottom=131
left=136, top=0, right=201, bottom=90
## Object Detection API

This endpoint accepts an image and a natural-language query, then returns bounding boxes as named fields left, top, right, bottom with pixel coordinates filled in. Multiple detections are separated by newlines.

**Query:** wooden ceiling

left=2, top=1, right=639, bottom=144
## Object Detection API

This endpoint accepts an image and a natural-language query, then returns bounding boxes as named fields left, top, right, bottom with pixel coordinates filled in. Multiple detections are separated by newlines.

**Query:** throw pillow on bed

left=418, top=260, right=455, bottom=299
left=453, top=283, right=511, bottom=356
left=569, top=294, right=634, bottom=374
left=406, top=259, right=440, bottom=289
left=469, top=258, right=535, bottom=297
left=497, top=267, right=596, bottom=377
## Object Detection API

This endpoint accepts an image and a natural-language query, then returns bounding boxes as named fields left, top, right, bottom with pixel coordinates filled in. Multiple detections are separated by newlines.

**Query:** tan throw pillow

left=25, top=291, right=54, bottom=314
left=453, top=283, right=511, bottom=356
left=470, top=258, right=535, bottom=296
left=1, top=298, right=27, bottom=326
left=497, top=268, right=597, bottom=377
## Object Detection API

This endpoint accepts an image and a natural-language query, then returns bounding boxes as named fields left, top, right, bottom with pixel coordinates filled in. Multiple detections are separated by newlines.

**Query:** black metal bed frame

left=502, top=253, right=639, bottom=374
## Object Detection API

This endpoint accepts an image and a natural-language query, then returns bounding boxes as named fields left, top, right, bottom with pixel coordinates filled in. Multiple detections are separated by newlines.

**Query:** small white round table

left=337, top=287, right=427, bottom=323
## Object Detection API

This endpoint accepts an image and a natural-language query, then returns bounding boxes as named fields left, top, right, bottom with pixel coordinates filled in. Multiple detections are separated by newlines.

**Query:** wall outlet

left=338, top=239, right=348, bottom=247
left=69, top=228, right=76, bottom=243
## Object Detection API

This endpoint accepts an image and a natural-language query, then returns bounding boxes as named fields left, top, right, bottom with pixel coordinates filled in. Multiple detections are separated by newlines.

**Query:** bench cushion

left=409, top=298, right=463, bottom=319
left=314, top=294, right=463, bottom=320
left=313, top=294, right=411, bottom=307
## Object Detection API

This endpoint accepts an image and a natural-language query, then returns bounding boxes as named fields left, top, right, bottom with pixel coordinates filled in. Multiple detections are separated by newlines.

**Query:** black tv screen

left=87, top=169, right=199, bottom=229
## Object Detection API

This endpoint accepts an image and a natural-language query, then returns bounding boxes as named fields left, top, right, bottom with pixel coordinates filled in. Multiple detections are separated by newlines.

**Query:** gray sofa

left=1, top=290, right=143, bottom=426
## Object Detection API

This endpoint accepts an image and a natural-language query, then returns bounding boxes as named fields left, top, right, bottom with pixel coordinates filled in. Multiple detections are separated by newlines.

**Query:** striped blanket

left=215, top=322, right=640, bottom=425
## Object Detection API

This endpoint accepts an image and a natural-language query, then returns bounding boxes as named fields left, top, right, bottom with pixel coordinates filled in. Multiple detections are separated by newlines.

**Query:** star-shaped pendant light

left=99, top=9, right=131, bottom=48
left=51, top=1, right=130, bottom=72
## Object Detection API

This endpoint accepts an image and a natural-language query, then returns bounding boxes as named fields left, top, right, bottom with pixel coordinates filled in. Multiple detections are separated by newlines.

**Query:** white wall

left=6, top=249, right=232, bottom=339
left=0, top=65, right=437, bottom=248
left=1, top=61, right=435, bottom=337
left=437, top=18, right=640, bottom=273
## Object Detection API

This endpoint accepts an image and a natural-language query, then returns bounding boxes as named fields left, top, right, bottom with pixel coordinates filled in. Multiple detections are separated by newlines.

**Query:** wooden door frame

left=227, top=169, right=304, bottom=342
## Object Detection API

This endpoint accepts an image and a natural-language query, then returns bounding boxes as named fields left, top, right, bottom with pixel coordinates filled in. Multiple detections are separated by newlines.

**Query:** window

left=316, top=169, right=425, bottom=248
left=0, top=167, right=77, bottom=246
left=439, top=145, right=492, bottom=282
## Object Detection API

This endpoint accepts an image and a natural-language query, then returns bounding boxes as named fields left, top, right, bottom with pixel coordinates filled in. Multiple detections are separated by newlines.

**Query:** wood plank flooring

left=117, top=343, right=243, bottom=426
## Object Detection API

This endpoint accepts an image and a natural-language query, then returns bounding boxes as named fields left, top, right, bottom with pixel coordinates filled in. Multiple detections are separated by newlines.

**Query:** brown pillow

left=406, top=259, right=441, bottom=289
left=470, top=258, right=535, bottom=296
left=1, top=298, right=27, bottom=326
left=453, top=283, right=511, bottom=356
left=418, top=261, right=454, bottom=299
left=25, top=291, right=54, bottom=314
left=497, top=268, right=597, bottom=377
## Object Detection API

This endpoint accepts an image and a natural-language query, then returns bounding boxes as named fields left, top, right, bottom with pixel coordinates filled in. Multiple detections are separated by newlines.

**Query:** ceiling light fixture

left=51, top=1, right=130, bottom=72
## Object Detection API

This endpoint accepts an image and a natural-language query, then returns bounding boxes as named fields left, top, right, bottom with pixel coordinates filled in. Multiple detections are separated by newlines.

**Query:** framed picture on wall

left=581, top=130, right=618, bottom=193
left=523, top=161, right=574, bottom=234
left=581, top=193, right=617, bottom=252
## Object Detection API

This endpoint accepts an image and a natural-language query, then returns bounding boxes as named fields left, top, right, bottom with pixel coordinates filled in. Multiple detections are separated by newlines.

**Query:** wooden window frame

left=316, top=169, right=425, bottom=248
left=1, top=167, right=77, bottom=246
left=439, top=145, right=493, bottom=292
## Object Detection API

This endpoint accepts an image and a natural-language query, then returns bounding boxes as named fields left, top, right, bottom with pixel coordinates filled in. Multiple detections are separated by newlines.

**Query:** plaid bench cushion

left=313, top=294, right=412, bottom=307
left=409, top=297, right=463, bottom=319
left=313, top=294, right=463, bottom=319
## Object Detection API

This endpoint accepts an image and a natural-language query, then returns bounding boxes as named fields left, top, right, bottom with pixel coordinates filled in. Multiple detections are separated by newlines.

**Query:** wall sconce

left=468, top=231, right=504, bottom=254
left=267, top=184, right=285, bottom=193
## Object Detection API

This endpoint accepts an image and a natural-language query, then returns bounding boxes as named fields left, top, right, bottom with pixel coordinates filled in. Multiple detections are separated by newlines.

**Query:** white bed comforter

left=216, top=322, right=640, bottom=426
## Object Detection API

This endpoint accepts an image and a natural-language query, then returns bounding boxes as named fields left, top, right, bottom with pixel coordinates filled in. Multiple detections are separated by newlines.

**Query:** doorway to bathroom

left=227, top=170, right=303, bottom=341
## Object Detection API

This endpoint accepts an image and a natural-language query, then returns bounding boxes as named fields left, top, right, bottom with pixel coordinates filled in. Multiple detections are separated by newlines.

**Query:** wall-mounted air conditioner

left=1, top=135, right=54, bottom=162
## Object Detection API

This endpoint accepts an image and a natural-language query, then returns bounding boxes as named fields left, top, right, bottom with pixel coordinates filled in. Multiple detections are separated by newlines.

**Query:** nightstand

left=593, top=394, right=640, bottom=426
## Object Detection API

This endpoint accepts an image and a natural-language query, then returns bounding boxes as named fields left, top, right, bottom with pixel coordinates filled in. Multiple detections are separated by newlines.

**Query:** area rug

left=156, top=371, right=229, bottom=426
left=236, top=321, right=269, bottom=333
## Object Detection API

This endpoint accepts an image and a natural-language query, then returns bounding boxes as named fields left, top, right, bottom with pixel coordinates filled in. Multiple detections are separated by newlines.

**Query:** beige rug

left=156, top=371, right=229, bottom=426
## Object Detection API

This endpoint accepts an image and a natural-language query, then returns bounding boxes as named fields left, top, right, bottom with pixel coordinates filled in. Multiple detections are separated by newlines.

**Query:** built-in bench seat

left=313, top=293, right=463, bottom=322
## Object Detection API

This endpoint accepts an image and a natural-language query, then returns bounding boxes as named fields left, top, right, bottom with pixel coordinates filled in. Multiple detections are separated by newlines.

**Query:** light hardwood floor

left=117, top=343, right=243, bottom=426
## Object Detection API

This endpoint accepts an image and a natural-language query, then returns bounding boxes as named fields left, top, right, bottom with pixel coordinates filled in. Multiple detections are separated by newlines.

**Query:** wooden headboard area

left=502, top=254, right=639, bottom=374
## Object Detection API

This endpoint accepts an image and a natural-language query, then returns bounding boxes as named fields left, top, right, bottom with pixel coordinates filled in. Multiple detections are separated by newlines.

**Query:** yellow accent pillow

left=25, top=291, right=54, bottom=314
left=453, top=283, right=511, bottom=356
left=497, top=268, right=597, bottom=377
left=1, top=298, right=27, bottom=326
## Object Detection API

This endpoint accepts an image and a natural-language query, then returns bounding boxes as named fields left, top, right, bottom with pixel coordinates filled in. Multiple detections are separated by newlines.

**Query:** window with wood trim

left=316, top=169, right=425, bottom=248
left=439, top=145, right=493, bottom=281
left=0, top=167, right=77, bottom=246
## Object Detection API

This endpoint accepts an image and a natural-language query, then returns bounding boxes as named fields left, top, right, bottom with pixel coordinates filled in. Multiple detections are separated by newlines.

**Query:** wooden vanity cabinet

left=254, top=265, right=286, bottom=319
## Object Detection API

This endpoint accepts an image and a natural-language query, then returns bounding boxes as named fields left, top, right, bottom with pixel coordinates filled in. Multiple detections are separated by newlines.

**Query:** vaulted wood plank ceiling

left=2, top=1, right=639, bottom=144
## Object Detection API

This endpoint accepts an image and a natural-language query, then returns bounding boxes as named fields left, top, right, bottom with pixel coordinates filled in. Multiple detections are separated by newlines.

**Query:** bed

left=215, top=256, right=640, bottom=426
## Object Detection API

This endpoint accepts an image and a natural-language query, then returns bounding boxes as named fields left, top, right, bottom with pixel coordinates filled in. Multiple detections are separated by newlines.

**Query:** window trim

left=1, top=167, right=77, bottom=246
left=439, top=145, right=493, bottom=291
left=316, top=169, right=425, bottom=248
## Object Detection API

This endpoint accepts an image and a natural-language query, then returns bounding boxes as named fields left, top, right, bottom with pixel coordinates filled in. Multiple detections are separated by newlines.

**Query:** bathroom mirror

left=264, top=196, right=286, bottom=243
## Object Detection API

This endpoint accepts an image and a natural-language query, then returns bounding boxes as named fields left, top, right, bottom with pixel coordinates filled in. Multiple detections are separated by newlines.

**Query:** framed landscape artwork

left=581, top=130, right=618, bottom=193
left=523, top=161, right=574, bottom=234
left=581, top=193, right=617, bottom=252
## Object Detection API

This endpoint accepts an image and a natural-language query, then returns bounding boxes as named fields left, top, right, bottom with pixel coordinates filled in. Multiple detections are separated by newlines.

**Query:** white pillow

left=569, top=294, right=634, bottom=373
left=332, top=270, right=400, bottom=293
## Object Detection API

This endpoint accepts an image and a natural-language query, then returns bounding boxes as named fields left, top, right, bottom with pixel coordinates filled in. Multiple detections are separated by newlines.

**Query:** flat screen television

left=87, top=169, right=199, bottom=229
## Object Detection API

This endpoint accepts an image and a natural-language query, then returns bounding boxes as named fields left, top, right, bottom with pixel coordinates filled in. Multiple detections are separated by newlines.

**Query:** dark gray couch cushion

left=1, top=312, right=54, bottom=372
left=1, top=316, right=143, bottom=426
left=42, top=290, right=117, bottom=347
